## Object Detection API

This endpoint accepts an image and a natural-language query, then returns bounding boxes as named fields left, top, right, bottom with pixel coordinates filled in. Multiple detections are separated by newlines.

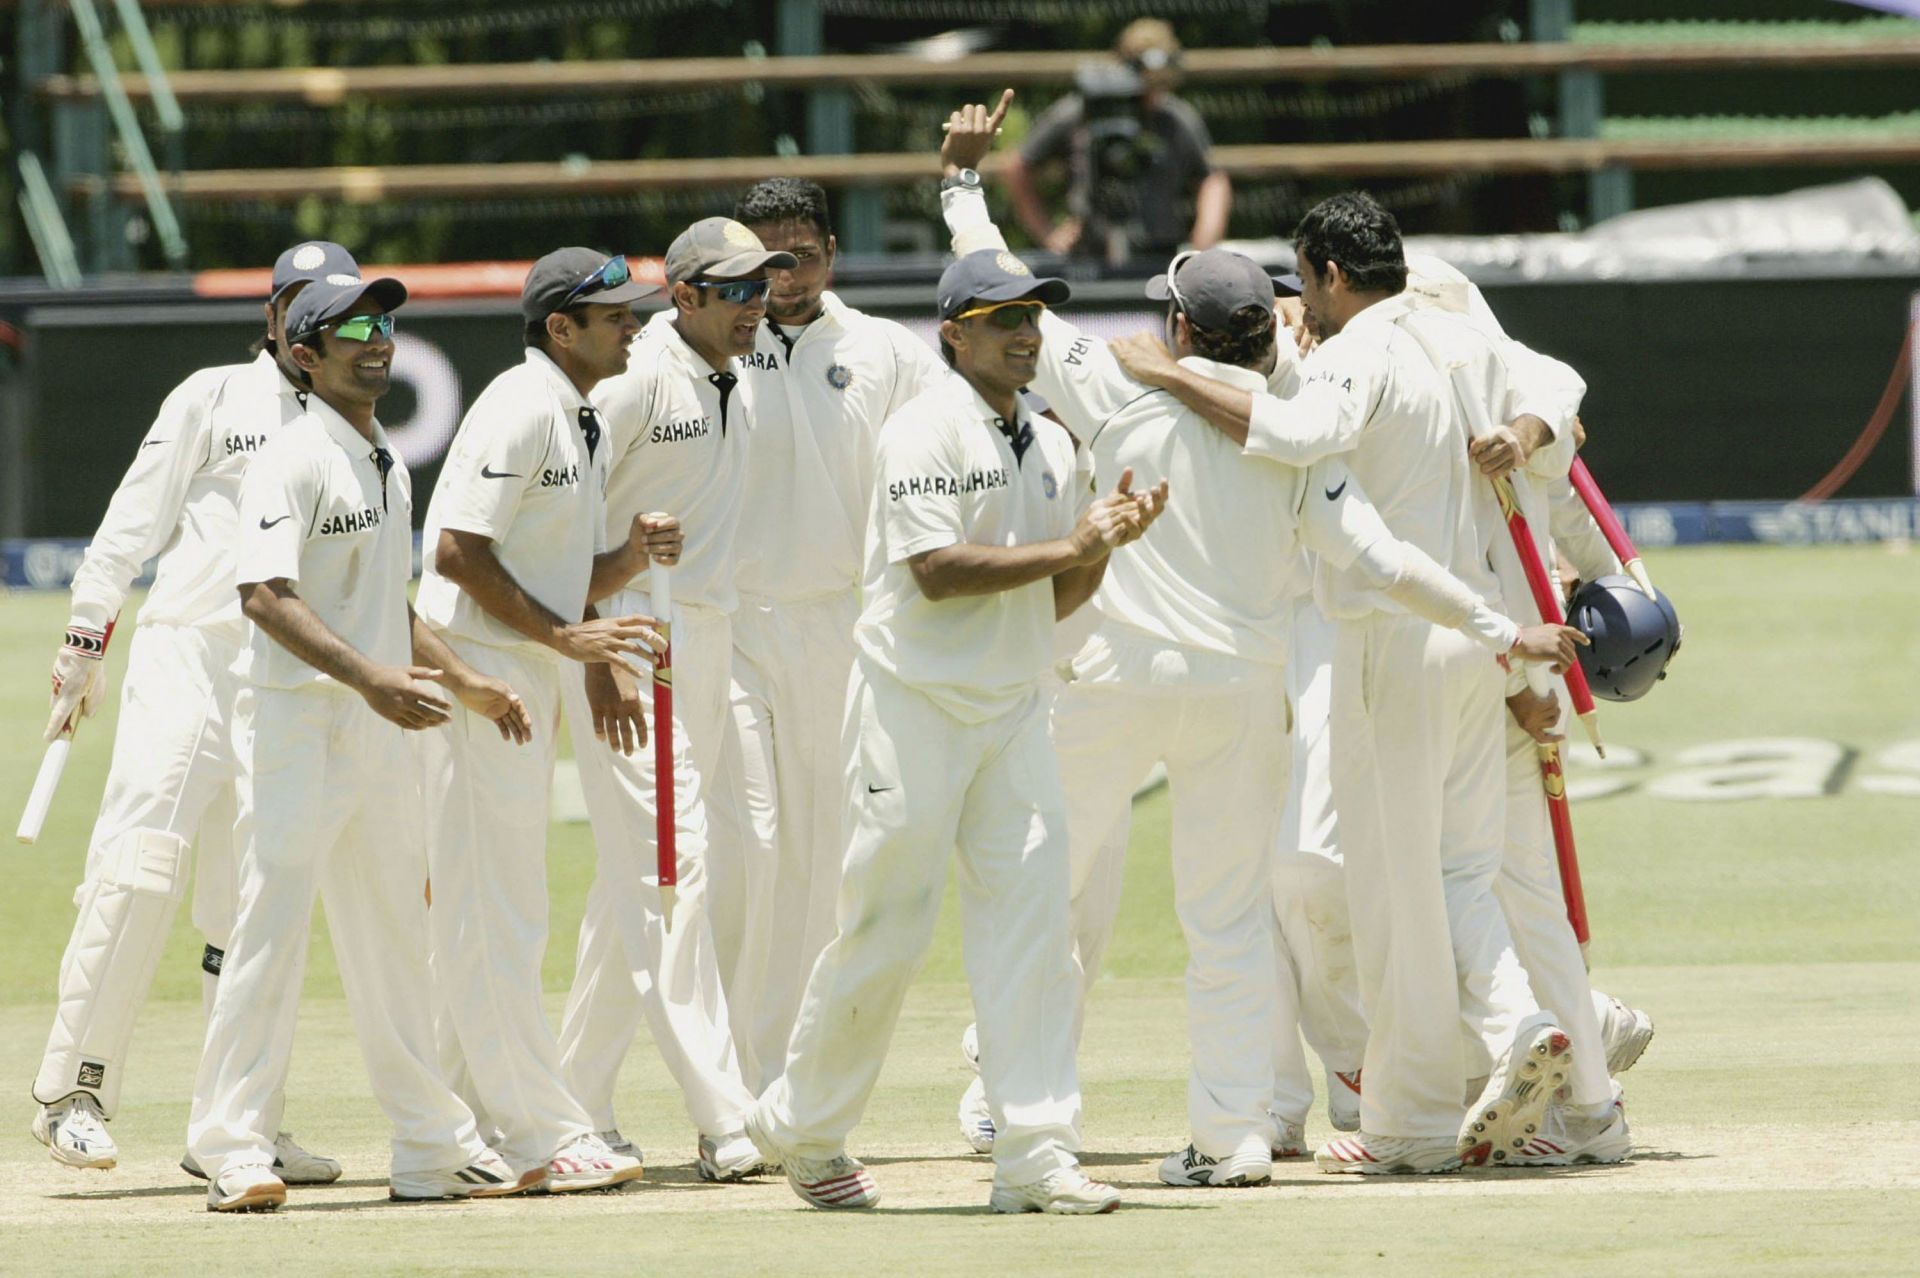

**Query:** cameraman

left=1004, top=19, right=1231, bottom=262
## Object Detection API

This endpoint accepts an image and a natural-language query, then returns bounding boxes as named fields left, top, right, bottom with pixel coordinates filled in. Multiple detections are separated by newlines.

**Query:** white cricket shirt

left=70, top=351, right=309, bottom=632
left=856, top=372, right=1094, bottom=723
left=732, top=292, right=945, bottom=600
left=235, top=397, right=413, bottom=691
left=593, top=310, right=752, bottom=611
left=416, top=348, right=609, bottom=657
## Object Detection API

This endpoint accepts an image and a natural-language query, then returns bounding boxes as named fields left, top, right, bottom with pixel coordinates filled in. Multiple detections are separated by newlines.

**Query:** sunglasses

left=951, top=299, right=1046, bottom=331
left=686, top=277, right=770, bottom=305
left=328, top=313, right=395, bottom=343
left=561, top=254, right=632, bottom=309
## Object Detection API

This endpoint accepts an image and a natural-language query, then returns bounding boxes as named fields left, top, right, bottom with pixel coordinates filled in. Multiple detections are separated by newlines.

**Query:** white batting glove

left=46, top=624, right=109, bottom=742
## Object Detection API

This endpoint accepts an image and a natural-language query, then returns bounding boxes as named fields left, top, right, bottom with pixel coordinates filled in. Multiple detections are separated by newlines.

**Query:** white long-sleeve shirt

left=68, top=351, right=309, bottom=632
left=733, top=291, right=945, bottom=601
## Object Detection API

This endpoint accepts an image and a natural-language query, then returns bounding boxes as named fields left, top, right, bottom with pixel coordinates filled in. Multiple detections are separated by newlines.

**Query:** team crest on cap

left=325, top=273, right=362, bottom=286
left=721, top=220, right=760, bottom=247
left=826, top=363, right=853, bottom=391
left=1041, top=471, right=1058, bottom=499
left=995, top=252, right=1031, bottom=277
left=291, top=244, right=327, bottom=271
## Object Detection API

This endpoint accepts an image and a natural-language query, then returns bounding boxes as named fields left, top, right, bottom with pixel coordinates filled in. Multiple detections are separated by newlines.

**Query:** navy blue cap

left=937, top=249, right=1070, bottom=320
left=285, top=273, right=408, bottom=344
left=1144, top=249, right=1281, bottom=329
left=270, top=241, right=359, bottom=302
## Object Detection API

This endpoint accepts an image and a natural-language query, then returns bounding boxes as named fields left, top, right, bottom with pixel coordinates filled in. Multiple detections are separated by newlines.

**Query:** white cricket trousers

left=553, top=615, right=755, bottom=1139
left=1048, top=625, right=1290, bottom=1160
left=1269, top=602, right=1367, bottom=1128
left=754, top=659, right=1082, bottom=1186
left=1497, top=715, right=1611, bottom=1107
left=417, top=639, right=593, bottom=1172
left=35, top=620, right=251, bottom=1120
left=1330, top=614, right=1539, bottom=1139
left=189, top=685, right=487, bottom=1178
left=721, top=589, right=862, bottom=1093
left=558, top=599, right=747, bottom=1132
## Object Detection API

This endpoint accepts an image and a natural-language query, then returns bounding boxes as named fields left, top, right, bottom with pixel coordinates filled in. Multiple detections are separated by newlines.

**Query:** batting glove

left=46, top=624, right=109, bottom=742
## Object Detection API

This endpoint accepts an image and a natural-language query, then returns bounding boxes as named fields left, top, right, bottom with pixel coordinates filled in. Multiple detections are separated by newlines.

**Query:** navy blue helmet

left=1567, top=574, right=1682, bottom=702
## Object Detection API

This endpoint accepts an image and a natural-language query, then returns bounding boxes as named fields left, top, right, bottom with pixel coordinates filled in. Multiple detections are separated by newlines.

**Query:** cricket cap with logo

left=664, top=218, right=798, bottom=285
left=936, top=249, right=1071, bottom=320
left=270, top=241, right=359, bottom=302
left=1145, top=249, right=1282, bottom=330
left=522, top=247, right=660, bottom=322
left=285, top=272, right=408, bottom=344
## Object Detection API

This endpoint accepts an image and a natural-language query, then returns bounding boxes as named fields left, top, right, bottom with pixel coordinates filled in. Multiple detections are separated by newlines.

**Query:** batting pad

left=33, top=829, right=190, bottom=1116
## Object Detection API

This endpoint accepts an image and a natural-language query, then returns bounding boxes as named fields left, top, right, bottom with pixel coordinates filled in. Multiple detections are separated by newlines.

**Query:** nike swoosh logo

left=259, top=515, right=292, bottom=529
left=481, top=464, right=520, bottom=479
left=142, top=439, right=170, bottom=448
left=1324, top=479, right=1348, bottom=501
left=867, top=784, right=895, bottom=794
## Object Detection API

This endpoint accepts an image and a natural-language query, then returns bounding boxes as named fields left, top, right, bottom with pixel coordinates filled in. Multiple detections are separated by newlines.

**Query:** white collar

left=306, top=391, right=388, bottom=455
left=1175, top=354, right=1269, bottom=392
left=523, top=346, right=593, bottom=414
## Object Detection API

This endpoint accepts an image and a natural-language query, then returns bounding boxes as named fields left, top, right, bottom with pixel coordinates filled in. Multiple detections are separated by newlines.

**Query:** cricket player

left=552, top=219, right=794, bottom=1179
left=1113, top=192, right=1582, bottom=1174
left=414, top=248, right=665, bottom=1190
left=719, top=179, right=947, bottom=1091
left=746, top=248, right=1165, bottom=1216
left=189, top=274, right=540, bottom=1212
left=29, top=242, right=355, bottom=1180
left=936, top=97, right=1581, bottom=1186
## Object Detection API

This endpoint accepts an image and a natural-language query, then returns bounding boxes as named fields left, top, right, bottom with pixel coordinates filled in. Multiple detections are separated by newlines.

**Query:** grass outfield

left=1, top=543, right=1916, bottom=1274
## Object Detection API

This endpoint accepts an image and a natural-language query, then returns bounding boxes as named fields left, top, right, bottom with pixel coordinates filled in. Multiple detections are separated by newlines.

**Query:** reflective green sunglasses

left=562, top=254, right=631, bottom=308
left=687, top=277, right=771, bottom=305
left=331, top=313, right=395, bottom=342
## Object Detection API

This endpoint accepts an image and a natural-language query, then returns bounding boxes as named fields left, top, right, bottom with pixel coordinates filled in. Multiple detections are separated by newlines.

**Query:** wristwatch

left=941, top=167, right=983, bottom=193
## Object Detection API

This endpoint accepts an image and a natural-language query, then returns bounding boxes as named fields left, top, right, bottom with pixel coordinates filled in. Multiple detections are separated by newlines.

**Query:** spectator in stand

left=1002, top=18, right=1232, bottom=264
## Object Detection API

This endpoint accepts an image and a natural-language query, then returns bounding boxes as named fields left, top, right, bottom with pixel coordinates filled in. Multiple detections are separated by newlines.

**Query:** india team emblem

left=826, top=363, right=853, bottom=391
left=1041, top=471, right=1058, bottom=499
left=291, top=244, right=328, bottom=271
left=995, top=251, right=1031, bottom=277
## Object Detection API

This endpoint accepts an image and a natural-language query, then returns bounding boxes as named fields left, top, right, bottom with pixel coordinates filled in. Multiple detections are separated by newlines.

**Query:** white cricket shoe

left=697, top=1131, right=772, bottom=1182
left=182, top=1131, right=341, bottom=1184
left=960, top=1022, right=981, bottom=1073
left=1268, top=1115, right=1308, bottom=1160
left=389, top=1148, right=545, bottom=1201
left=1459, top=1021, right=1574, bottom=1167
left=957, top=1075, right=996, bottom=1154
left=546, top=1133, right=644, bottom=1192
left=1158, top=1144, right=1272, bottom=1188
left=744, top=1110, right=879, bottom=1209
left=1328, top=1068, right=1362, bottom=1133
left=1594, top=992, right=1657, bottom=1075
left=597, top=1128, right=640, bottom=1160
left=990, top=1167, right=1121, bottom=1215
left=1507, top=1087, right=1633, bottom=1167
left=32, top=1094, right=116, bottom=1170
left=206, top=1162, right=287, bottom=1213
left=1315, top=1133, right=1461, bottom=1175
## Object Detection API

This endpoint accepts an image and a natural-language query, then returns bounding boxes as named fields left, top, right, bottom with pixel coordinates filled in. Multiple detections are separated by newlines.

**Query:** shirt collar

left=253, top=349, right=309, bottom=401
left=523, top=346, right=592, bottom=414
left=961, top=377, right=1027, bottom=432
left=647, top=308, right=736, bottom=377
left=305, top=391, right=389, bottom=455
left=1175, top=354, right=1269, bottom=392
left=1344, top=291, right=1418, bottom=334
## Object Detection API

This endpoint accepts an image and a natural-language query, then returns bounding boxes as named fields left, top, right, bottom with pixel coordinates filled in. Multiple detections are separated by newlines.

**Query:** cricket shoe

left=1459, top=1021, right=1574, bottom=1167
left=597, top=1128, right=641, bottom=1160
left=182, top=1131, right=341, bottom=1184
left=960, top=1022, right=981, bottom=1074
left=1158, top=1144, right=1272, bottom=1188
left=546, top=1133, right=645, bottom=1192
left=1507, top=1087, right=1633, bottom=1167
left=990, top=1167, right=1121, bottom=1214
left=1594, top=991, right=1657, bottom=1076
left=390, top=1149, right=545, bottom=1201
left=697, top=1131, right=773, bottom=1182
left=1268, top=1114, right=1308, bottom=1160
left=1315, top=1134, right=1461, bottom=1175
left=957, top=1075, right=996, bottom=1154
left=1328, top=1068, right=1362, bottom=1133
left=206, top=1162, right=286, bottom=1213
left=32, top=1093, right=116, bottom=1171
left=744, top=1110, right=879, bottom=1209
